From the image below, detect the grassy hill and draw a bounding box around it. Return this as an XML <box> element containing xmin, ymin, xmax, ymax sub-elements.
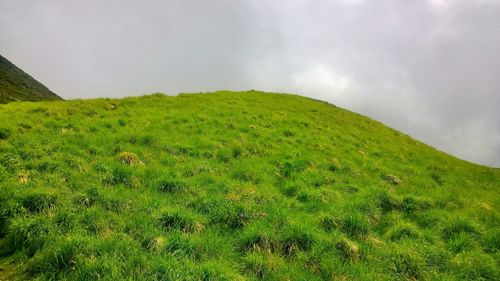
<box><xmin>0</xmin><ymin>91</ymin><xmax>498</xmax><ymax>280</ymax></box>
<box><xmin>0</xmin><ymin>55</ymin><xmax>62</xmax><ymax>103</ymax></box>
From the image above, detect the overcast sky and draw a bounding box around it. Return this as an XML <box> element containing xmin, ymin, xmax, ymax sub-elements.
<box><xmin>1</xmin><ymin>0</ymin><xmax>499</xmax><ymax>167</ymax></box>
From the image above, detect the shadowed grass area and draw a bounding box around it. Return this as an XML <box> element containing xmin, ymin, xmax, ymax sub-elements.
<box><xmin>0</xmin><ymin>91</ymin><xmax>498</xmax><ymax>280</ymax></box>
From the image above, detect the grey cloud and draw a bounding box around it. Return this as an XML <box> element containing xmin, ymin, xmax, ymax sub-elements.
<box><xmin>1</xmin><ymin>0</ymin><xmax>499</xmax><ymax>166</ymax></box>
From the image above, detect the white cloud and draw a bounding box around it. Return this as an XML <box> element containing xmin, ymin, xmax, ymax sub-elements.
<box><xmin>291</xmin><ymin>66</ymin><xmax>352</xmax><ymax>100</ymax></box>
<box><xmin>428</xmin><ymin>0</ymin><xmax>452</xmax><ymax>9</ymax></box>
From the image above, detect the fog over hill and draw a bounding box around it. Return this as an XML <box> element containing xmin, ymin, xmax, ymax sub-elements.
<box><xmin>0</xmin><ymin>0</ymin><xmax>499</xmax><ymax>166</ymax></box>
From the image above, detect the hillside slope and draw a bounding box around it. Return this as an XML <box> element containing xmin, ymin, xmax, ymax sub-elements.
<box><xmin>0</xmin><ymin>55</ymin><xmax>62</xmax><ymax>103</ymax></box>
<box><xmin>0</xmin><ymin>91</ymin><xmax>498</xmax><ymax>280</ymax></box>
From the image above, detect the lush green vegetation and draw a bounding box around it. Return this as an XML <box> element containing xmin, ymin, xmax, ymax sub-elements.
<box><xmin>0</xmin><ymin>55</ymin><xmax>62</xmax><ymax>104</ymax></box>
<box><xmin>0</xmin><ymin>91</ymin><xmax>498</xmax><ymax>280</ymax></box>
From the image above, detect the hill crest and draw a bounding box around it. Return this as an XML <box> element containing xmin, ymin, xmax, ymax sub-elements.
<box><xmin>0</xmin><ymin>91</ymin><xmax>498</xmax><ymax>280</ymax></box>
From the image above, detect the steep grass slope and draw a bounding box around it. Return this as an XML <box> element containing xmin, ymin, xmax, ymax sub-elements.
<box><xmin>0</xmin><ymin>91</ymin><xmax>498</xmax><ymax>280</ymax></box>
<box><xmin>0</xmin><ymin>55</ymin><xmax>62</xmax><ymax>103</ymax></box>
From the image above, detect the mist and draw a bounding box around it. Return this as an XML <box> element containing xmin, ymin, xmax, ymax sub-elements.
<box><xmin>1</xmin><ymin>0</ymin><xmax>499</xmax><ymax>166</ymax></box>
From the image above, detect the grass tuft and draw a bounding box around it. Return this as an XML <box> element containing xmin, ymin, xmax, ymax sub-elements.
<box><xmin>280</xmin><ymin>225</ymin><xmax>315</xmax><ymax>256</ymax></box>
<box><xmin>119</xmin><ymin>152</ymin><xmax>143</xmax><ymax>166</ymax></box>
<box><xmin>159</xmin><ymin>211</ymin><xmax>204</xmax><ymax>234</ymax></box>
<box><xmin>241</xmin><ymin>231</ymin><xmax>277</xmax><ymax>253</ymax></box>
<box><xmin>243</xmin><ymin>252</ymin><xmax>283</xmax><ymax>279</ymax></box>
<box><xmin>389</xmin><ymin>250</ymin><xmax>424</xmax><ymax>280</ymax></box>
<box><xmin>441</xmin><ymin>218</ymin><xmax>478</xmax><ymax>240</ymax></box>
<box><xmin>320</xmin><ymin>216</ymin><xmax>340</xmax><ymax>232</ymax></box>
<box><xmin>335</xmin><ymin>238</ymin><xmax>359</xmax><ymax>263</ymax></box>
<box><xmin>21</xmin><ymin>193</ymin><xmax>57</xmax><ymax>213</ymax></box>
<box><xmin>385</xmin><ymin>222</ymin><xmax>421</xmax><ymax>241</ymax></box>
<box><xmin>340</xmin><ymin>214</ymin><xmax>370</xmax><ymax>238</ymax></box>
<box><xmin>0</xmin><ymin>128</ymin><xmax>11</xmax><ymax>140</ymax></box>
<box><xmin>451</xmin><ymin>250</ymin><xmax>499</xmax><ymax>280</ymax></box>
<box><xmin>154</xmin><ymin>177</ymin><xmax>186</xmax><ymax>193</ymax></box>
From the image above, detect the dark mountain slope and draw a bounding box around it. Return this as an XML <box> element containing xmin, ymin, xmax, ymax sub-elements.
<box><xmin>0</xmin><ymin>55</ymin><xmax>62</xmax><ymax>103</ymax></box>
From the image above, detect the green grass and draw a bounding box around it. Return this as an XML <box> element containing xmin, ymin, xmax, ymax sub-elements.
<box><xmin>0</xmin><ymin>91</ymin><xmax>498</xmax><ymax>280</ymax></box>
<box><xmin>0</xmin><ymin>55</ymin><xmax>62</xmax><ymax>104</ymax></box>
